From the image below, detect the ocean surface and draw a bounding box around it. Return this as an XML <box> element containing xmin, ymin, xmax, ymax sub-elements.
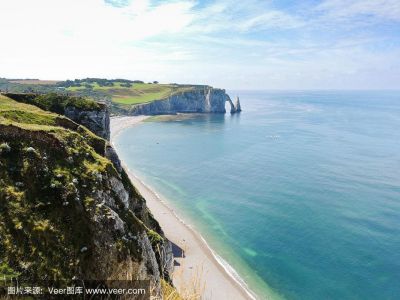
<box><xmin>114</xmin><ymin>91</ymin><xmax>400</xmax><ymax>300</ymax></box>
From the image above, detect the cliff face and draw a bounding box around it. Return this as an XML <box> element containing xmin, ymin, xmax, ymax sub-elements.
<box><xmin>0</xmin><ymin>95</ymin><xmax>172</xmax><ymax>295</ymax></box>
<box><xmin>129</xmin><ymin>86</ymin><xmax>232</xmax><ymax>115</ymax></box>
<box><xmin>64</xmin><ymin>105</ymin><xmax>110</xmax><ymax>140</ymax></box>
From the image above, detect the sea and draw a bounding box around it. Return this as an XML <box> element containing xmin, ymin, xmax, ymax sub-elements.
<box><xmin>114</xmin><ymin>90</ymin><xmax>400</xmax><ymax>300</ymax></box>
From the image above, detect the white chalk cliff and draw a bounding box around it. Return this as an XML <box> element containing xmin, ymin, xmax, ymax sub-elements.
<box><xmin>128</xmin><ymin>86</ymin><xmax>241</xmax><ymax>115</ymax></box>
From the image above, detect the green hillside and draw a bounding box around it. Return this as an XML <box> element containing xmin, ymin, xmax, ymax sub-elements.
<box><xmin>65</xmin><ymin>81</ymin><xmax>193</xmax><ymax>105</ymax></box>
<box><xmin>0</xmin><ymin>95</ymin><xmax>111</xmax><ymax>281</ymax></box>
<box><xmin>0</xmin><ymin>78</ymin><xmax>196</xmax><ymax>106</ymax></box>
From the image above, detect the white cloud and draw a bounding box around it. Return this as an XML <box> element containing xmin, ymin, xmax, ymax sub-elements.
<box><xmin>186</xmin><ymin>0</ymin><xmax>303</xmax><ymax>33</ymax></box>
<box><xmin>317</xmin><ymin>0</ymin><xmax>400</xmax><ymax>22</ymax></box>
<box><xmin>0</xmin><ymin>0</ymin><xmax>398</xmax><ymax>89</ymax></box>
<box><xmin>0</xmin><ymin>0</ymin><xmax>196</xmax><ymax>80</ymax></box>
<box><xmin>237</xmin><ymin>11</ymin><xmax>304</xmax><ymax>31</ymax></box>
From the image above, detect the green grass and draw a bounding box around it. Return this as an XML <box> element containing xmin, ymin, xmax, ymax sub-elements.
<box><xmin>0</xmin><ymin>95</ymin><xmax>46</xmax><ymax>113</ymax></box>
<box><xmin>0</xmin><ymin>95</ymin><xmax>54</xmax><ymax>129</ymax></box>
<box><xmin>0</xmin><ymin>110</ymin><xmax>58</xmax><ymax>126</ymax></box>
<box><xmin>0</xmin><ymin>261</ymin><xmax>19</xmax><ymax>279</ymax></box>
<box><xmin>65</xmin><ymin>82</ymin><xmax>194</xmax><ymax>105</ymax></box>
<box><xmin>111</xmin><ymin>83</ymin><xmax>175</xmax><ymax>105</ymax></box>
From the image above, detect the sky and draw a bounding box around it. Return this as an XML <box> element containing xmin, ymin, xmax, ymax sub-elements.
<box><xmin>0</xmin><ymin>0</ymin><xmax>399</xmax><ymax>89</ymax></box>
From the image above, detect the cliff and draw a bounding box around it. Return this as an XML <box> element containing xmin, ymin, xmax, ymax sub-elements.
<box><xmin>0</xmin><ymin>94</ymin><xmax>173</xmax><ymax>296</ymax></box>
<box><xmin>3</xmin><ymin>93</ymin><xmax>110</xmax><ymax>140</ymax></box>
<box><xmin>128</xmin><ymin>86</ymin><xmax>240</xmax><ymax>115</ymax></box>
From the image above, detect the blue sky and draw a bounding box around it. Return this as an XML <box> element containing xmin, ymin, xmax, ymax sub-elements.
<box><xmin>0</xmin><ymin>0</ymin><xmax>399</xmax><ymax>89</ymax></box>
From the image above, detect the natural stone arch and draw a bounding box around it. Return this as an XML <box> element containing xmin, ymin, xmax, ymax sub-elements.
<box><xmin>226</xmin><ymin>96</ymin><xmax>236</xmax><ymax>113</ymax></box>
<box><xmin>226</xmin><ymin>95</ymin><xmax>241</xmax><ymax>114</ymax></box>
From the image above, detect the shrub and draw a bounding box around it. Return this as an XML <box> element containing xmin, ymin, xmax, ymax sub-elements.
<box><xmin>0</xmin><ymin>142</ymin><xmax>11</xmax><ymax>154</ymax></box>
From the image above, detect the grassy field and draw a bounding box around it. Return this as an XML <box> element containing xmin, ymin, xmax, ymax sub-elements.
<box><xmin>1</xmin><ymin>78</ymin><xmax>199</xmax><ymax>107</ymax></box>
<box><xmin>65</xmin><ymin>82</ymin><xmax>194</xmax><ymax>105</ymax></box>
<box><xmin>9</xmin><ymin>79</ymin><xmax>60</xmax><ymax>85</ymax></box>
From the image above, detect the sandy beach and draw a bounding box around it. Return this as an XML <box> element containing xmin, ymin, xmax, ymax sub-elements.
<box><xmin>110</xmin><ymin>115</ymin><xmax>150</xmax><ymax>141</ymax></box>
<box><xmin>110</xmin><ymin>116</ymin><xmax>256</xmax><ymax>300</ymax></box>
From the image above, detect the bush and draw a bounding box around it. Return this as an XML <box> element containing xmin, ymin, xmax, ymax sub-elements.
<box><xmin>120</xmin><ymin>83</ymin><xmax>132</xmax><ymax>88</ymax></box>
<box><xmin>0</xmin><ymin>142</ymin><xmax>11</xmax><ymax>154</ymax></box>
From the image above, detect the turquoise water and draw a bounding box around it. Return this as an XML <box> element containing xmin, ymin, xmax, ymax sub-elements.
<box><xmin>115</xmin><ymin>91</ymin><xmax>400</xmax><ymax>300</ymax></box>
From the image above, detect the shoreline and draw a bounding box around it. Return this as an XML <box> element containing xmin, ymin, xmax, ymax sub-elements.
<box><xmin>110</xmin><ymin>116</ymin><xmax>257</xmax><ymax>300</ymax></box>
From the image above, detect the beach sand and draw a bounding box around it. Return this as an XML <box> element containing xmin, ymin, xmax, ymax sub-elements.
<box><xmin>110</xmin><ymin>115</ymin><xmax>150</xmax><ymax>141</ymax></box>
<box><xmin>110</xmin><ymin>116</ymin><xmax>256</xmax><ymax>300</ymax></box>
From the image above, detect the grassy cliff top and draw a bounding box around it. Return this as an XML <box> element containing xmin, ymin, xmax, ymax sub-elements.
<box><xmin>64</xmin><ymin>81</ymin><xmax>195</xmax><ymax>105</ymax></box>
<box><xmin>1</xmin><ymin>78</ymin><xmax>207</xmax><ymax>107</ymax></box>
<box><xmin>0</xmin><ymin>94</ymin><xmax>111</xmax><ymax>192</ymax></box>
<box><xmin>0</xmin><ymin>95</ymin><xmax>106</xmax><ymax>153</ymax></box>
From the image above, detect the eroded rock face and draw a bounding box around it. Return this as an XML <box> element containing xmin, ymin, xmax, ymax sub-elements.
<box><xmin>105</xmin><ymin>145</ymin><xmax>123</xmax><ymax>173</ymax></box>
<box><xmin>0</xmin><ymin>95</ymin><xmax>172</xmax><ymax>297</ymax></box>
<box><xmin>64</xmin><ymin>106</ymin><xmax>110</xmax><ymax>140</ymax></box>
<box><xmin>0</xmin><ymin>123</ymin><xmax>173</xmax><ymax>295</ymax></box>
<box><xmin>85</xmin><ymin>170</ymin><xmax>173</xmax><ymax>296</ymax></box>
<box><xmin>129</xmin><ymin>87</ymin><xmax>230</xmax><ymax>115</ymax></box>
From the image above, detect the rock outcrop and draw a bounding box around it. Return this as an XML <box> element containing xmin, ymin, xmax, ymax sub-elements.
<box><xmin>235</xmin><ymin>96</ymin><xmax>242</xmax><ymax>112</ymax></box>
<box><xmin>64</xmin><ymin>105</ymin><xmax>110</xmax><ymax>140</ymax></box>
<box><xmin>0</xmin><ymin>94</ymin><xmax>172</xmax><ymax>297</ymax></box>
<box><xmin>128</xmin><ymin>86</ymin><xmax>240</xmax><ymax>115</ymax></box>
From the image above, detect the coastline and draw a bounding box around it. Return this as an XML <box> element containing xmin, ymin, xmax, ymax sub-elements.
<box><xmin>110</xmin><ymin>116</ymin><xmax>257</xmax><ymax>300</ymax></box>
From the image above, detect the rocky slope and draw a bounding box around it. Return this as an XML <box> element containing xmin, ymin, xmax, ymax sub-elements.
<box><xmin>128</xmin><ymin>86</ymin><xmax>240</xmax><ymax>115</ymax></box>
<box><xmin>0</xmin><ymin>94</ymin><xmax>173</xmax><ymax>296</ymax></box>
